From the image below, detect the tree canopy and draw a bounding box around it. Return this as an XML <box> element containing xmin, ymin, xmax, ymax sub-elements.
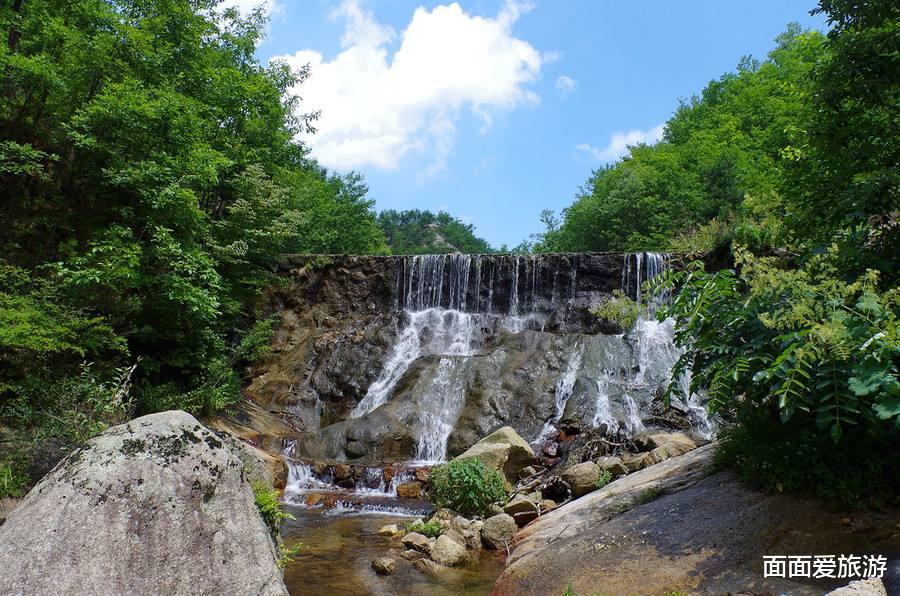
<box><xmin>378</xmin><ymin>209</ymin><xmax>494</xmax><ymax>254</ymax></box>
<box><xmin>0</xmin><ymin>0</ymin><xmax>386</xmax><ymax>430</ymax></box>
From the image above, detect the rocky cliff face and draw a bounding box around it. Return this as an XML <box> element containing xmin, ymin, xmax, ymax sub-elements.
<box><xmin>247</xmin><ymin>253</ymin><xmax>699</xmax><ymax>464</ymax></box>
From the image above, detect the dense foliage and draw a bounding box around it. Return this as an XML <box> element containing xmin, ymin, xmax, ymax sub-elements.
<box><xmin>655</xmin><ymin>252</ymin><xmax>899</xmax><ymax>503</ymax></box>
<box><xmin>378</xmin><ymin>209</ymin><xmax>494</xmax><ymax>254</ymax></box>
<box><xmin>0</xmin><ymin>0</ymin><xmax>387</xmax><ymax>487</ymax></box>
<box><xmin>428</xmin><ymin>458</ymin><xmax>508</xmax><ymax>516</ymax></box>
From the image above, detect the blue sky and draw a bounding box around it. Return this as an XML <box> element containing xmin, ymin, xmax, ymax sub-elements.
<box><xmin>237</xmin><ymin>0</ymin><xmax>827</xmax><ymax>248</ymax></box>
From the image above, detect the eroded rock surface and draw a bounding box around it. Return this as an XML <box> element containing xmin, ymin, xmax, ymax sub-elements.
<box><xmin>493</xmin><ymin>445</ymin><xmax>900</xmax><ymax>595</ymax></box>
<box><xmin>0</xmin><ymin>411</ymin><xmax>287</xmax><ymax>596</ymax></box>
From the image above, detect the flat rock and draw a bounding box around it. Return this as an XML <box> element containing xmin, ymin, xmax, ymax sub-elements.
<box><xmin>493</xmin><ymin>444</ymin><xmax>900</xmax><ymax>595</ymax></box>
<box><xmin>0</xmin><ymin>411</ymin><xmax>287</xmax><ymax>596</ymax></box>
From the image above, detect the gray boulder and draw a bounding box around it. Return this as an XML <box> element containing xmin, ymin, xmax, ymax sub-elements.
<box><xmin>481</xmin><ymin>513</ymin><xmax>517</xmax><ymax>549</ymax></box>
<box><xmin>0</xmin><ymin>411</ymin><xmax>287</xmax><ymax>596</ymax></box>
<box><xmin>429</xmin><ymin>534</ymin><xmax>469</xmax><ymax>567</ymax></box>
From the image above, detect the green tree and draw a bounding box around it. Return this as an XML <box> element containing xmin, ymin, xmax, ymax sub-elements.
<box><xmin>785</xmin><ymin>0</ymin><xmax>899</xmax><ymax>278</ymax></box>
<box><xmin>378</xmin><ymin>209</ymin><xmax>493</xmax><ymax>254</ymax></box>
<box><xmin>0</xmin><ymin>0</ymin><xmax>385</xmax><ymax>437</ymax></box>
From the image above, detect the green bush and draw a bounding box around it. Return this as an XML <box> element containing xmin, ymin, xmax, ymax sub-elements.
<box><xmin>655</xmin><ymin>249</ymin><xmax>899</xmax><ymax>504</ymax></box>
<box><xmin>591</xmin><ymin>290</ymin><xmax>640</xmax><ymax>330</ymax></box>
<box><xmin>0</xmin><ymin>460</ymin><xmax>28</xmax><ymax>499</ymax></box>
<box><xmin>595</xmin><ymin>469</ymin><xmax>613</xmax><ymax>489</ymax></box>
<box><xmin>252</xmin><ymin>481</ymin><xmax>294</xmax><ymax>535</ymax></box>
<box><xmin>428</xmin><ymin>458</ymin><xmax>508</xmax><ymax>516</ymax></box>
<box><xmin>405</xmin><ymin>520</ymin><xmax>442</xmax><ymax>538</ymax></box>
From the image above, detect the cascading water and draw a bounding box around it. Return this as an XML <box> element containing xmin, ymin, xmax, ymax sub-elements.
<box><xmin>534</xmin><ymin>341</ymin><xmax>584</xmax><ymax>444</ymax></box>
<box><xmin>589</xmin><ymin>252</ymin><xmax>712</xmax><ymax>439</ymax></box>
<box><xmin>347</xmin><ymin>252</ymin><xmax>711</xmax><ymax>468</ymax></box>
<box><xmin>351</xmin><ymin>254</ymin><xmax>585</xmax><ymax>462</ymax></box>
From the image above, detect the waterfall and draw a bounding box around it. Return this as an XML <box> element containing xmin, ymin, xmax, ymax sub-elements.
<box><xmin>350</xmin><ymin>309</ymin><xmax>476</xmax><ymax>418</ymax></box>
<box><xmin>534</xmin><ymin>341</ymin><xmax>584</xmax><ymax>444</ymax></box>
<box><xmin>585</xmin><ymin>252</ymin><xmax>712</xmax><ymax>439</ymax></box>
<box><xmin>414</xmin><ymin>357</ymin><xmax>470</xmax><ymax>462</ymax></box>
<box><xmin>350</xmin><ymin>252</ymin><xmax>711</xmax><ymax>468</ymax></box>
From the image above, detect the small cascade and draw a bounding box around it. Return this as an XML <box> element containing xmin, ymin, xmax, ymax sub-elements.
<box><xmin>591</xmin><ymin>370</ymin><xmax>619</xmax><ymax>433</ymax></box>
<box><xmin>351</xmin><ymin>309</ymin><xmax>476</xmax><ymax>418</ymax></box>
<box><xmin>534</xmin><ymin>341</ymin><xmax>584</xmax><ymax>444</ymax></box>
<box><xmin>586</xmin><ymin>252</ymin><xmax>712</xmax><ymax>438</ymax></box>
<box><xmin>414</xmin><ymin>356</ymin><xmax>470</xmax><ymax>462</ymax></box>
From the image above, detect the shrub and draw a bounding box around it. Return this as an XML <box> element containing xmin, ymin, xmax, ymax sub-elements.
<box><xmin>595</xmin><ymin>469</ymin><xmax>613</xmax><ymax>489</ymax></box>
<box><xmin>428</xmin><ymin>458</ymin><xmax>508</xmax><ymax>516</ymax></box>
<box><xmin>405</xmin><ymin>520</ymin><xmax>442</xmax><ymax>538</ymax></box>
<box><xmin>591</xmin><ymin>290</ymin><xmax>639</xmax><ymax>330</ymax></box>
<box><xmin>0</xmin><ymin>460</ymin><xmax>28</xmax><ymax>499</ymax></box>
<box><xmin>655</xmin><ymin>248</ymin><xmax>900</xmax><ymax>504</ymax></box>
<box><xmin>252</xmin><ymin>481</ymin><xmax>294</xmax><ymax>535</ymax></box>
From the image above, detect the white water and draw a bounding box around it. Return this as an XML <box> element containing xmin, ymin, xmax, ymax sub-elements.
<box><xmin>534</xmin><ymin>341</ymin><xmax>584</xmax><ymax>444</ymax></box>
<box><xmin>351</xmin><ymin>308</ymin><xmax>476</xmax><ymax>418</ymax></box>
<box><xmin>353</xmin><ymin>253</ymin><xmax>711</xmax><ymax>469</ymax></box>
<box><xmin>591</xmin><ymin>370</ymin><xmax>620</xmax><ymax>433</ymax></box>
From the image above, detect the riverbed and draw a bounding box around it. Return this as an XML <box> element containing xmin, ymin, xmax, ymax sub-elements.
<box><xmin>281</xmin><ymin>505</ymin><xmax>506</xmax><ymax>595</ymax></box>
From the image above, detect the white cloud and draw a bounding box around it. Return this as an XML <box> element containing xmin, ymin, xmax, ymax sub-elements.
<box><xmin>555</xmin><ymin>75</ymin><xmax>577</xmax><ymax>97</ymax></box>
<box><xmin>576</xmin><ymin>124</ymin><xmax>665</xmax><ymax>162</ymax></box>
<box><xmin>274</xmin><ymin>0</ymin><xmax>542</xmax><ymax>173</ymax></box>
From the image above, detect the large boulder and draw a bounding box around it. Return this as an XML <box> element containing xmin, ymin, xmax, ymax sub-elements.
<box><xmin>454</xmin><ymin>426</ymin><xmax>535</xmax><ymax>484</ymax></box>
<box><xmin>493</xmin><ymin>445</ymin><xmax>900</xmax><ymax>595</ymax></box>
<box><xmin>0</xmin><ymin>411</ymin><xmax>287</xmax><ymax>596</ymax></box>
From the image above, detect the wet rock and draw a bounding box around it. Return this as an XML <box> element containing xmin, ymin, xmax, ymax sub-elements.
<box><xmin>561</xmin><ymin>461</ymin><xmax>601</xmax><ymax>497</ymax></box>
<box><xmin>332</xmin><ymin>463</ymin><xmax>351</xmax><ymax>481</ymax></box>
<box><xmin>430</xmin><ymin>535</ymin><xmax>469</xmax><ymax>567</ymax></box>
<box><xmin>415</xmin><ymin>467</ymin><xmax>431</xmax><ymax>482</ymax></box>
<box><xmin>401</xmin><ymin>532</ymin><xmax>431</xmax><ymax>552</ymax></box>
<box><xmin>377</xmin><ymin>524</ymin><xmax>401</xmax><ymax>537</ymax></box>
<box><xmin>371</xmin><ymin>557</ymin><xmax>396</xmax><ymax>575</ymax></box>
<box><xmin>0</xmin><ymin>411</ymin><xmax>287</xmax><ymax>596</ymax></box>
<box><xmin>397</xmin><ymin>481</ymin><xmax>421</xmax><ymax>499</ymax></box>
<box><xmin>454</xmin><ymin>426</ymin><xmax>535</xmax><ymax>484</ymax></box>
<box><xmin>305</xmin><ymin>493</ymin><xmax>324</xmax><ymax>507</ymax></box>
<box><xmin>481</xmin><ymin>513</ymin><xmax>517</xmax><ymax>549</ymax></box>
<box><xmin>400</xmin><ymin>549</ymin><xmax>425</xmax><ymax>561</ymax></box>
<box><xmin>595</xmin><ymin>455</ymin><xmax>628</xmax><ymax>477</ymax></box>
<box><xmin>413</xmin><ymin>558</ymin><xmax>445</xmax><ymax>576</ymax></box>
